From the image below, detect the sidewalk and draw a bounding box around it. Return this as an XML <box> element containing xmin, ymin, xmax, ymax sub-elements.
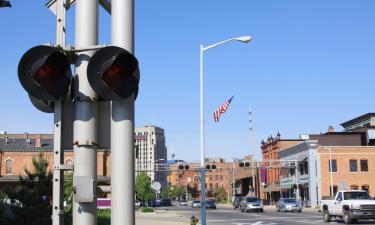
<box><xmin>136</xmin><ymin>209</ymin><xmax>190</xmax><ymax>225</ymax></box>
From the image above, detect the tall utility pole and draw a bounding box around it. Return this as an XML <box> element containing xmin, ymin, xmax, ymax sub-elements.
<box><xmin>73</xmin><ymin>0</ymin><xmax>99</xmax><ymax>225</ymax></box>
<box><xmin>111</xmin><ymin>0</ymin><xmax>136</xmax><ymax>224</ymax></box>
<box><xmin>248</xmin><ymin>108</ymin><xmax>256</xmax><ymax>195</ymax></box>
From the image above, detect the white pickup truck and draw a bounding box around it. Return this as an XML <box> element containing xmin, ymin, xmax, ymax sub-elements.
<box><xmin>321</xmin><ymin>190</ymin><xmax>375</xmax><ymax>224</ymax></box>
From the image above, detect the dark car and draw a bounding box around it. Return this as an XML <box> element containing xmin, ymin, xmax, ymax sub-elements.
<box><xmin>206</xmin><ymin>199</ymin><xmax>217</xmax><ymax>209</ymax></box>
<box><xmin>161</xmin><ymin>198</ymin><xmax>172</xmax><ymax>206</ymax></box>
<box><xmin>233</xmin><ymin>197</ymin><xmax>242</xmax><ymax>210</ymax></box>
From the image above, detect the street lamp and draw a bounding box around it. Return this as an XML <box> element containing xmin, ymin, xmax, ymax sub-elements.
<box><xmin>199</xmin><ymin>36</ymin><xmax>252</xmax><ymax>225</ymax></box>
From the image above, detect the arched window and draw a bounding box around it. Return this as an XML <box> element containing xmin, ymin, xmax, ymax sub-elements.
<box><xmin>350</xmin><ymin>184</ymin><xmax>359</xmax><ymax>190</ymax></box>
<box><xmin>6</xmin><ymin>159</ymin><xmax>12</xmax><ymax>175</ymax></box>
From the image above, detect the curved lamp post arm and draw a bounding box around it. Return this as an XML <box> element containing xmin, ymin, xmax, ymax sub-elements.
<box><xmin>203</xmin><ymin>36</ymin><xmax>252</xmax><ymax>51</ymax></box>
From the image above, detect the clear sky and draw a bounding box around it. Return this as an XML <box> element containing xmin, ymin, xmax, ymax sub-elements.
<box><xmin>0</xmin><ymin>1</ymin><xmax>374</xmax><ymax>162</ymax></box>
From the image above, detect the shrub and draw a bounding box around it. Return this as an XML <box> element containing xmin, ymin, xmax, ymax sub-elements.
<box><xmin>140</xmin><ymin>207</ymin><xmax>154</xmax><ymax>213</ymax></box>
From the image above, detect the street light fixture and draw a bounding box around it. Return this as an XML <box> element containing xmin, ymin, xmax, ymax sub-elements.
<box><xmin>199</xmin><ymin>35</ymin><xmax>252</xmax><ymax>225</ymax></box>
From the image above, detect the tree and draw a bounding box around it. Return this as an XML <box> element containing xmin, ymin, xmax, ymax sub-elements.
<box><xmin>4</xmin><ymin>151</ymin><xmax>53</xmax><ymax>225</ymax></box>
<box><xmin>135</xmin><ymin>172</ymin><xmax>154</xmax><ymax>205</ymax></box>
<box><xmin>213</xmin><ymin>187</ymin><xmax>227</xmax><ymax>201</ymax></box>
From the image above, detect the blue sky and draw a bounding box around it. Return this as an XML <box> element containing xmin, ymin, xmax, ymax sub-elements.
<box><xmin>0</xmin><ymin>1</ymin><xmax>374</xmax><ymax>162</ymax></box>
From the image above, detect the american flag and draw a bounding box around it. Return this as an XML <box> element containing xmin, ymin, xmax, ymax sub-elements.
<box><xmin>213</xmin><ymin>96</ymin><xmax>235</xmax><ymax>123</ymax></box>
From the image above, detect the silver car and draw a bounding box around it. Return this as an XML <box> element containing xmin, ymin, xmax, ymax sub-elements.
<box><xmin>276</xmin><ymin>198</ymin><xmax>302</xmax><ymax>212</ymax></box>
<box><xmin>240</xmin><ymin>197</ymin><xmax>264</xmax><ymax>212</ymax></box>
<box><xmin>192</xmin><ymin>200</ymin><xmax>201</xmax><ymax>208</ymax></box>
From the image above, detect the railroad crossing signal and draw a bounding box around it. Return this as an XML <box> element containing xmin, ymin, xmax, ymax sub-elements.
<box><xmin>87</xmin><ymin>46</ymin><xmax>139</xmax><ymax>101</ymax></box>
<box><xmin>18</xmin><ymin>45</ymin><xmax>72</xmax><ymax>111</ymax></box>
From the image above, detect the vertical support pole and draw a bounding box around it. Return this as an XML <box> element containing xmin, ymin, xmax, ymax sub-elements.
<box><xmin>295</xmin><ymin>156</ymin><xmax>300</xmax><ymax>202</ymax></box>
<box><xmin>199</xmin><ymin>44</ymin><xmax>207</xmax><ymax>225</ymax></box>
<box><xmin>73</xmin><ymin>0</ymin><xmax>98</xmax><ymax>225</ymax></box>
<box><xmin>52</xmin><ymin>1</ymin><xmax>66</xmax><ymax>224</ymax></box>
<box><xmin>232</xmin><ymin>160</ymin><xmax>235</xmax><ymax>201</ymax></box>
<box><xmin>53</xmin><ymin>100</ymin><xmax>64</xmax><ymax>225</ymax></box>
<box><xmin>329</xmin><ymin>147</ymin><xmax>334</xmax><ymax>196</ymax></box>
<box><xmin>111</xmin><ymin>0</ymin><xmax>135</xmax><ymax>225</ymax></box>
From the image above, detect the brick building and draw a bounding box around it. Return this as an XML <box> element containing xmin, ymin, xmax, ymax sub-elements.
<box><xmin>260</xmin><ymin>132</ymin><xmax>302</xmax><ymax>204</ymax></box>
<box><xmin>0</xmin><ymin>125</ymin><xmax>168</xmax><ymax>190</ymax></box>
<box><xmin>167</xmin><ymin>157</ymin><xmax>257</xmax><ymax>200</ymax></box>
<box><xmin>167</xmin><ymin>158</ymin><xmax>235</xmax><ymax>200</ymax></box>
<box><xmin>274</xmin><ymin>113</ymin><xmax>375</xmax><ymax>207</ymax></box>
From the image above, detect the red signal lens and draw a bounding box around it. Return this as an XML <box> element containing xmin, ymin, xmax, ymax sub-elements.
<box><xmin>102</xmin><ymin>65</ymin><xmax>127</xmax><ymax>88</ymax></box>
<box><xmin>33</xmin><ymin>64</ymin><xmax>60</xmax><ymax>87</ymax></box>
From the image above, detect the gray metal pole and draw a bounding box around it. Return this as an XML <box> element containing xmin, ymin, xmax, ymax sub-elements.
<box><xmin>111</xmin><ymin>0</ymin><xmax>135</xmax><ymax>224</ymax></box>
<box><xmin>52</xmin><ymin>100</ymin><xmax>64</xmax><ymax>225</ymax></box>
<box><xmin>52</xmin><ymin>0</ymin><xmax>66</xmax><ymax>224</ymax></box>
<box><xmin>199</xmin><ymin>44</ymin><xmax>207</xmax><ymax>225</ymax></box>
<box><xmin>73</xmin><ymin>0</ymin><xmax>98</xmax><ymax>224</ymax></box>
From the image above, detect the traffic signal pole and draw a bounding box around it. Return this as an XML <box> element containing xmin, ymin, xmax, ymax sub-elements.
<box><xmin>111</xmin><ymin>0</ymin><xmax>135</xmax><ymax>224</ymax></box>
<box><xmin>73</xmin><ymin>0</ymin><xmax>98</xmax><ymax>225</ymax></box>
<box><xmin>52</xmin><ymin>1</ymin><xmax>66</xmax><ymax>224</ymax></box>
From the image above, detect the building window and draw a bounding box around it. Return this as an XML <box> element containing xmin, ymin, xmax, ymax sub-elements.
<box><xmin>329</xmin><ymin>185</ymin><xmax>338</xmax><ymax>196</ymax></box>
<box><xmin>6</xmin><ymin>159</ymin><xmax>12</xmax><ymax>175</ymax></box>
<box><xmin>362</xmin><ymin>185</ymin><xmax>370</xmax><ymax>193</ymax></box>
<box><xmin>360</xmin><ymin>159</ymin><xmax>368</xmax><ymax>172</ymax></box>
<box><xmin>215</xmin><ymin>175</ymin><xmax>218</xmax><ymax>181</ymax></box>
<box><xmin>350</xmin><ymin>185</ymin><xmax>359</xmax><ymax>190</ymax></box>
<box><xmin>350</xmin><ymin>159</ymin><xmax>358</xmax><ymax>172</ymax></box>
<box><xmin>328</xmin><ymin>159</ymin><xmax>337</xmax><ymax>172</ymax></box>
<box><xmin>220</xmin><ymin>175</ymin><xmax>223</xmax><ymax>181</ymax></box>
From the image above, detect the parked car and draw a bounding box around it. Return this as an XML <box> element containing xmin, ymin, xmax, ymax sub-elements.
<box><xmin>192</xmin><ymin>200</ymin><xmax>201</xmax><ymax>208</ymax></box>
<box><xmin>180</xmin><ymin>200</ymin><xmax>188</xmax><ymax>206</ymax></box>
<box><xmin>206</xmin><ymin>199</ymin><xmax>217</xmax><ymax>209</ymax></box>
<box><xmin>276</xmin><ymin>198</ymin><xmax>302</xmax><ymax>212</ymax></box>
<box><xmin>233</xmin><ymin>197</ymin><xmax>242</xmax><ymax>210</ymax></box>
<box><xmin>321</xmin><ymin>190</ymin><xmax>375</xmax><ymax>224</ymax></box>
<box><xmin>161</xmin><ymin>198</ymin><xmax>172</xmax><ymax>206</ymax></box>
<box><xmin>135</xmin><ymin>200</ymin><xmax>141</xmax><ymax>208</ymax></box>
<box><xmin>240</xmin><ymin>196</ymin><xmax>263</xmax><ymax>212</ymax></box>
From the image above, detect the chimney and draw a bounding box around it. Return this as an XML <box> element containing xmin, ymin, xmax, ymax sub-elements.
<box><xmin>24</xmin><ymin>132</ymin><xmax>29</xmax><ymax>139</ymax></box>
<box><xmin>35</xmin><ymin>138</ymin><xmax>41</xmax><ymax>148</ymax></box>
<box><xmin>328</xmin><ymin>126</ymin><xmax>335</xmax><ymax>133</ymax></box>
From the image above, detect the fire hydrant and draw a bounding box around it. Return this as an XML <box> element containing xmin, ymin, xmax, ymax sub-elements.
<box><xmin>190</xmin><ymin>216</ymin><xmax>199</xmax><ymax>225</ymax></box>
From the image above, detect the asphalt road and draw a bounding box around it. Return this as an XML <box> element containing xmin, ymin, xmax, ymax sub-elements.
<box><xmin>165</xmin><ymin>206</ymin><xmax>375</xmax><ymax>225</ymax></box>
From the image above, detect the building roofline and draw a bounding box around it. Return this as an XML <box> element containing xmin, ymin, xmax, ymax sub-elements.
<box><xmin>340</xmin><ymin>113</ymin><xmax>375</xmax><ymax>128</ymax></box>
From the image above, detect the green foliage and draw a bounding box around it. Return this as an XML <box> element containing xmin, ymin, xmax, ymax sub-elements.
<box><xmin>97</xmin><ymin>209</ymin><xmax>111</xmax><ymax>225</ymax></box>
<box><xmin>161</xmin><ymin>185</ymin><xmax>186</xmax><ymax>200</ymax></box>
<box><xmin>135</xmin><ymin>172</ymin><xmax>154</xmax><ymax>203</ymax></box>
<box><xmin>3</xmin><ymin>151</ymin><xmax>53</xmax><ymax>225</ymax></box>
<box><xmin>140</xmin><ymin>207</ymin><xmax>154</xmax><ymax>213</ymax></box>
<box><xmin>213</xmin><ymin>187</ymin><xmax>227</xmax><ymax>201</ymax></box>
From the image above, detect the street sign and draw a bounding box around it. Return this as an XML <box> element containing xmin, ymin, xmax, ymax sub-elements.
<box><xmin>151</xmin><ymin>182</ymin><xmax>161</xmax><ymax>191</ymax></box>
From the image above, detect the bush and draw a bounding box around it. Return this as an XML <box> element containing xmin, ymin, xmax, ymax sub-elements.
<box><xmin>140</xmin><ymin>207</ymin><xmax>154</xmax><ymax>213</ymax></box>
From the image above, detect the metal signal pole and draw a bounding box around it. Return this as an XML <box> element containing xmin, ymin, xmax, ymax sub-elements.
<box><xmin>73</xmin><ymin>0</ymin><xmax>99</xmax><ymax>225</ymax></box>
<box><xmin>111</xmin><ymin>0</ymin><xmax>135</xmax><ymax>224</ymax></box>
<box><xmin>52</xmin><ymin>1</ymin><xmax>66</xmax><ymax>224</ymax></box>
<box><xmin>248</xmin><ymin>108</ymin><xmax>256</xmax><ymax>195</ymax></box>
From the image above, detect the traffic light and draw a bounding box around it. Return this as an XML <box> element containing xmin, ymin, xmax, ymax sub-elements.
<box><xmin>239</xmin><ymin>162</ymin><xmax>251</xmax><ymax>168</ymax></box>
<box><xmin>178</xmin><ymin>164</ymin><xmax>190</xmax><ymax>170</ymax></box>
<box><xmin>87</xmin><ymin>46</ymin><xmax>139</xmax><ymax>101</ymax></box>
<box><xmin>205</xmin><ymin>164</ymin><xmax>216</xmax><ymax>170</ymax></box>
<box><xmin>18</xmin><ymin>45</ymin><xmax>72</xmax><ymax>105</ymax></box>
